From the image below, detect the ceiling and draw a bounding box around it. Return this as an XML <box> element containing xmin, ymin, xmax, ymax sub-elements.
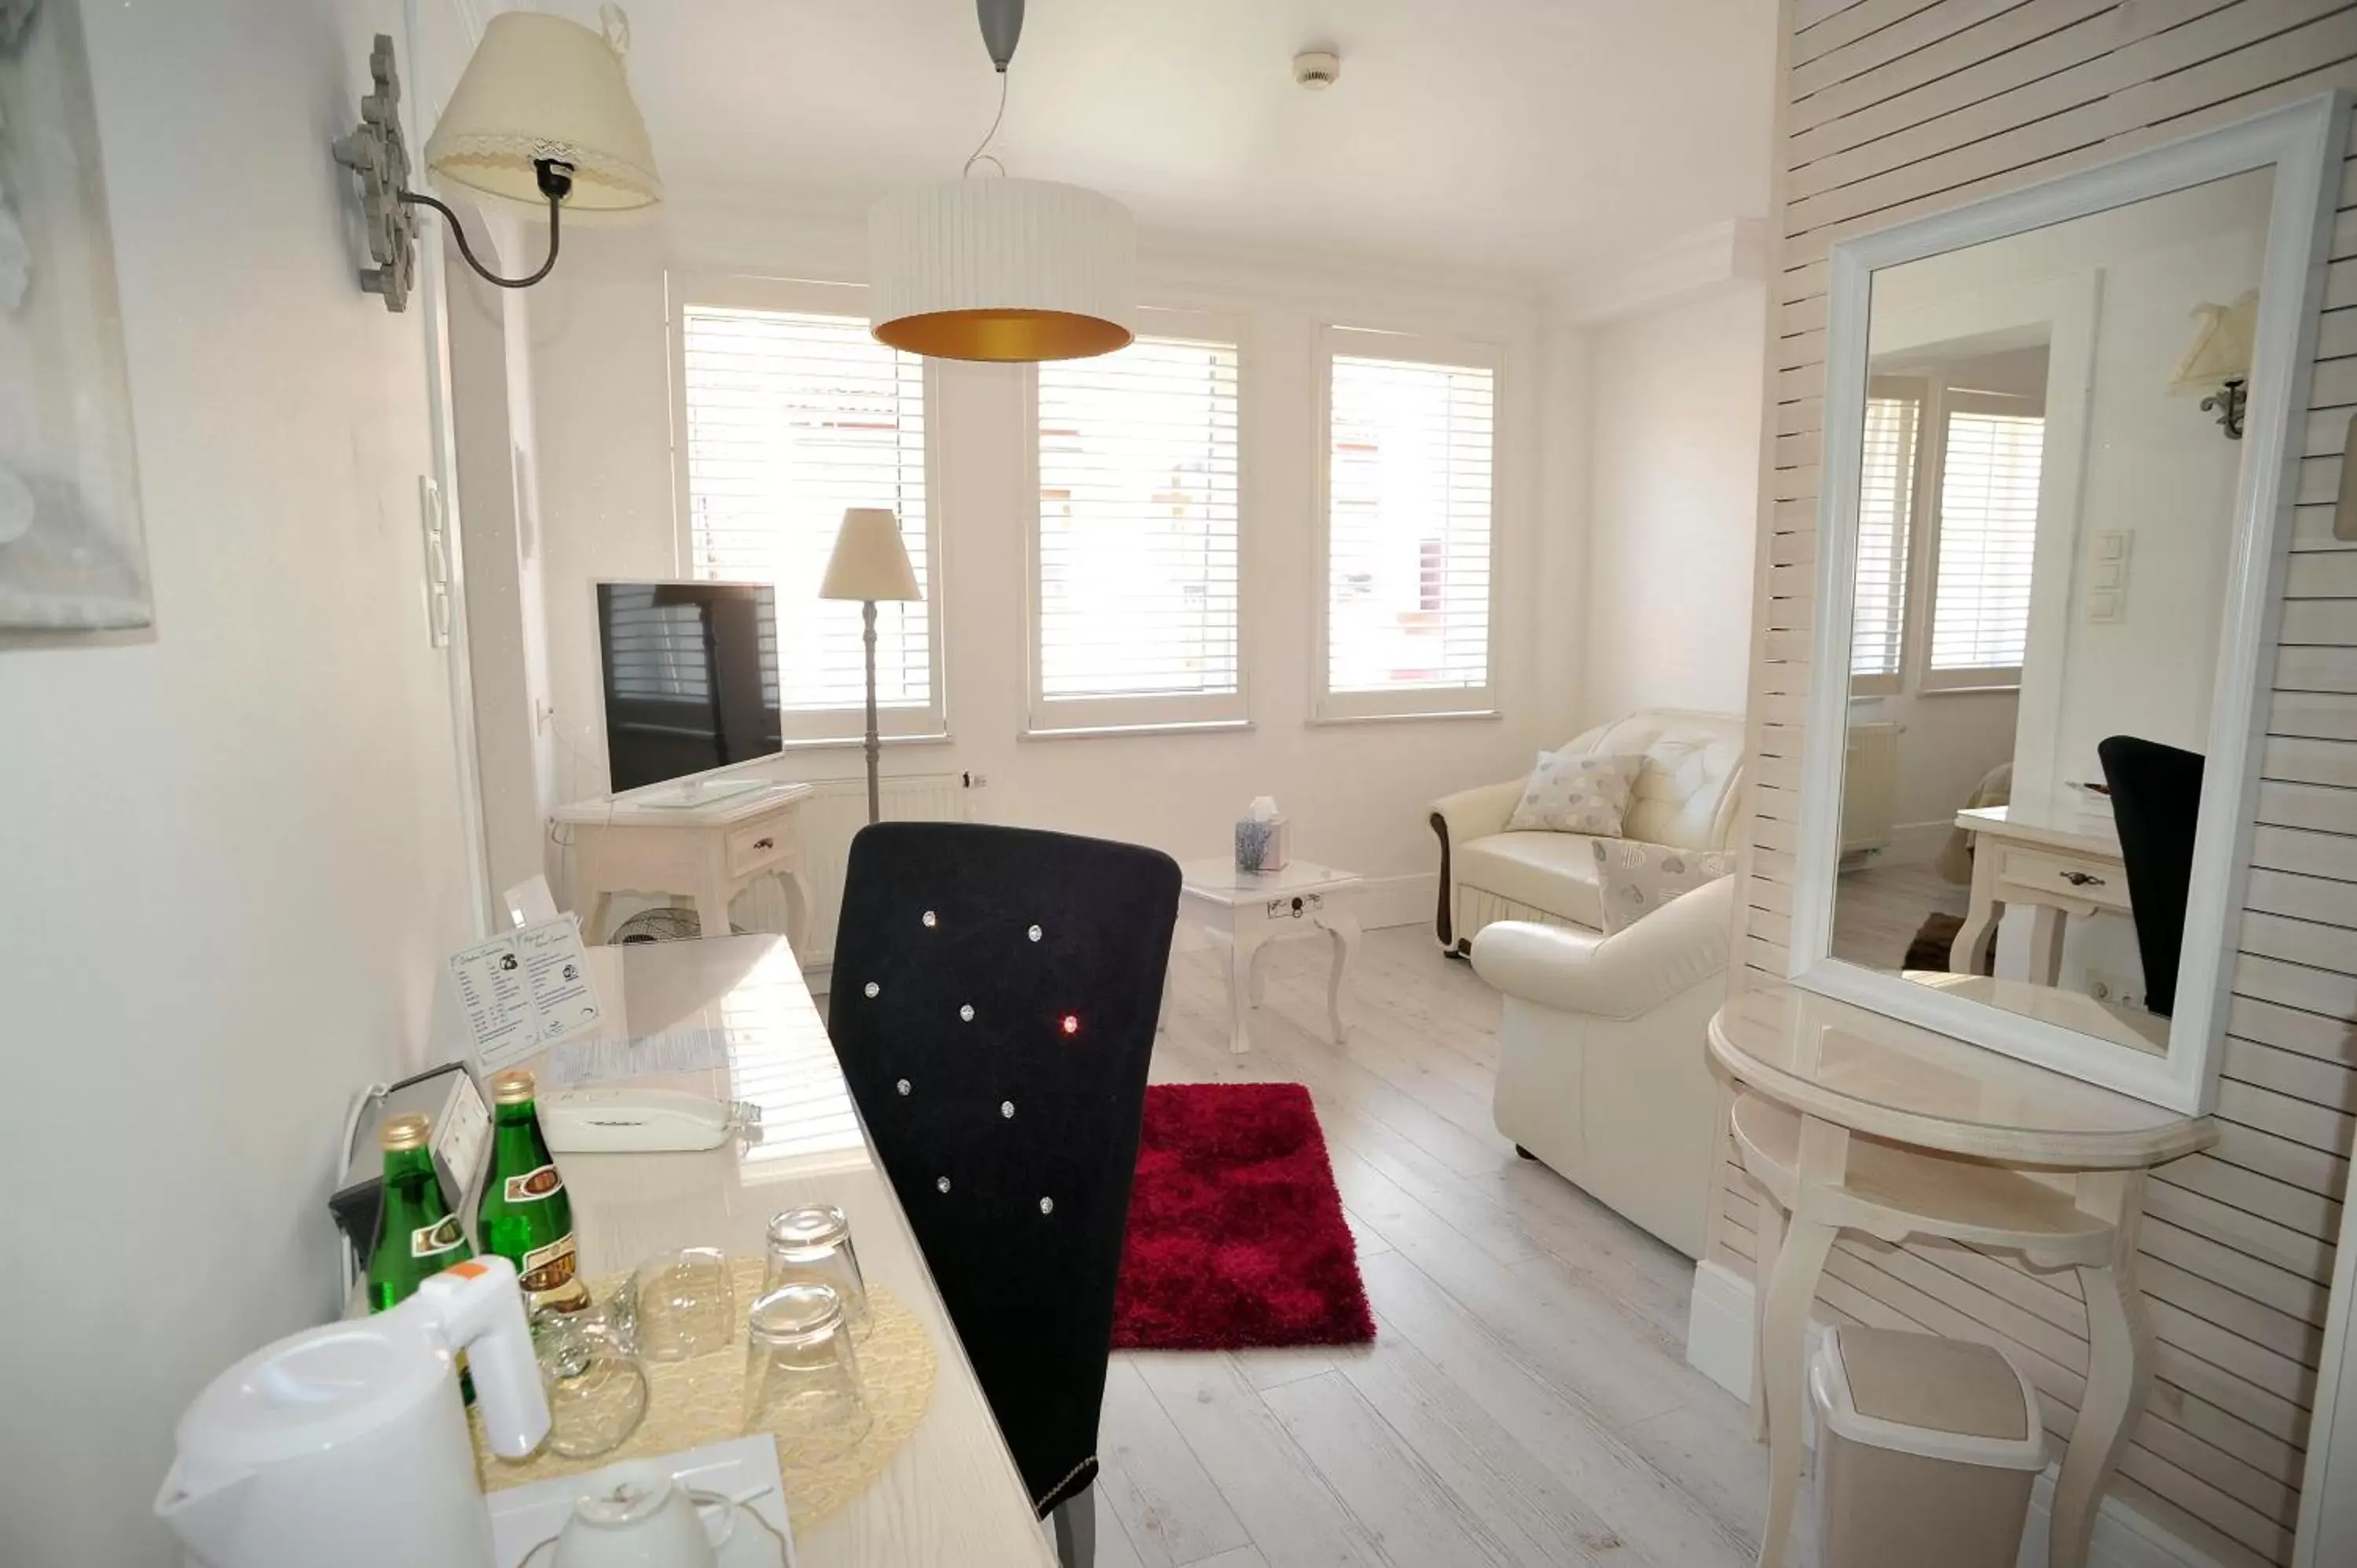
<box><xmin>566</xmin><ymin>0</ymin><xmax>1777</xmax><ymax>283</ymax></box>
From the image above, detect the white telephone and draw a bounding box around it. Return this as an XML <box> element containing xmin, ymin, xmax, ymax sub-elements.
<box><xmin>537</xmin><ymin>1087</ymin><xmax>761</xmax><ymax>1152</ymax></box>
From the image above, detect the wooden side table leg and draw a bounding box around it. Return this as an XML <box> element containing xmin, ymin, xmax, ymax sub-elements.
<box><xmin>2053</xmin><ymin>1173</ymin><xmax>2152</xmax><ymax>1568</ymax></box>
<box><xmin>1756</xmin><ymin>1115</ymin><xmax>1846</xmax><ymax>1568</ymax></box>
<box><xmin>1319</xmin><ymin>909</ymin><xmax>1361</xmax><ymax>1043</ymax></box>
<box><xmin>1248</xmin><ymin>940</ymin><xmax>1272</xmax><ymax>1009</ymax></box>
<box><xmin>585</xmin><ymin>890</ymin><xmax>614</xmax><ymax>947</ymax></box>
<box><xmin>1207</xmin><ymin>928</ymin><xmax>1253</xmax><ymax>1054</ymax></box>
<box><xmin>1749</xmin><ymin>1181</ymin><xmax>1787</xmax><ymax>1444</ymax></box>
<box><xmin>1951</xmin><ymin>844</ymin><xmax>2000</xmax><ymax>973</ymax></box>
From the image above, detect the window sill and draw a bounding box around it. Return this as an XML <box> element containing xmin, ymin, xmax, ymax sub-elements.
<box><xmin>1306</xmin><ymin>709</ymin><xmax>1503</xmax><ymax>728</ymax></box>
<box><xmin>1919</xmin><ymin>683</ymin><xmax>2022</xmax><ymax>697</ymax></box>
<box><xmin>1019</xmin><ymin>719</ymin><xmax>1255</xmax><ymax>742</ymax></box>
<box><xmin>767</xmin><ymin>731</ymin><xmax>954</xmax><ymax>753</ymax></box>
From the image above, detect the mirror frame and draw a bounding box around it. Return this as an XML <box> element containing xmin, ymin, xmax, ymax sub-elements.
<box><xmin>1787</xmin><ymin>91</ymin><xmax>2351</xmax><ymax>1113</ymax></box>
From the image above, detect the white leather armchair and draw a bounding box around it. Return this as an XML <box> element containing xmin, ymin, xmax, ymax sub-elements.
<box><xmin>1472</xmin><ymin>875</ymin><xmax>1734</xmax><ymax>1258</ymax></box>
<box><xmin>1428</xmin><ymin>709</ymin><xmax>1745</xmax><ymax>954</ymax></box>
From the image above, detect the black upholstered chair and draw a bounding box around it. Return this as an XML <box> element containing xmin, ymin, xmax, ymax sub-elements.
<box><xmin>827</xmin><ymin>822</ymin><xmax>1181</xmax><ymax>1566</ymax></box>
<box><xmin>2097</xmin><ymin>735</ymin><xmax>2205</xmax><ymax>1018</ymax></box>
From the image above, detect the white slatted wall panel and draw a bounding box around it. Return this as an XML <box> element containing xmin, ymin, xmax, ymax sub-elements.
<box><xmin>1715</xmin><ymin>6</ymin><xmax>2357</xmax><ymax>1565</ymax></box>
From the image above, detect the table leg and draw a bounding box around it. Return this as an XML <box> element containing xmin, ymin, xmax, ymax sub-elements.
<box><xmin>1756</xmin><ymin>1216</ymin><xmax>1836</xmax><ymax>1568</ymax></box>
<box><xmin>2053</xmin><ymin>1174</ymin><xmax>2152</xmax><ymax>1568</ymax></box>
<box><xmin>1157</xmin><ymin>958</ymin><xmax>1174</xmax><ymax>1035</ymax></box>
<box><xmin>584</xmin><ymin>890</ymin><xmax>614</xmax><ymax>947</ymax></box>
<box><xmin>2026</xmin><ymin>905</ymin><xmax>2069</xmax><ymax>987</ymax></box>
<box><xmin>1952</xmin><ymin>846</ymin><xmax>2000</xmax><ymax>973</ymax></box>
<box><xmin>694</xmin><ymin>866</ymin><xmax>735</xmax><ymax>944</ymax></box>
<box><xmin>1749</xmin><ymin>1183</ymin><xmax>1786</xmax><ymax>1444</ymax></box>
<box><xmin>1248</xmin><ymin>941</ymin><xmax>1271</xmax><ymax>1009</ymax></box>
<box><xmin>776</xmin><ymin>866</ymin><xmax>813</xmax><ymax>959</ymax></box>
<box><xmin>1207</xmin><ymin>929</ymin><xmax>1254</xmax><ymax>1054</ymax></box>
<box><xmin>1318</xmin><ymin>910</ymin><xmax>1361</xmax><ymax>1043</ymax></box>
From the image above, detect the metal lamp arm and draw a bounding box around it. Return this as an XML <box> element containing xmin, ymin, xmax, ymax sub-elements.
<box><xmin>401</xmin><ymin>158</ymin><xmax>572</xmax><ymax>291</ymax></box>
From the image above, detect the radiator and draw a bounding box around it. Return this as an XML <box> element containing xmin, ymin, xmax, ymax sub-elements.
<box><xmin>1841</xmin><ymin>721</ymin><xmax>1903</xmax><ymax>859</ymax></box>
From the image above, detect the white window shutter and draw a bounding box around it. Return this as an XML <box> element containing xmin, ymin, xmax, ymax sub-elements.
<box><xmin>680</xmin><ymin>306</ymin><xmax>938</xmax><ymax>738</ymax></box>
<box><xmin>1930</xmin><ymin>406</ymin><xmax>2044</xmax><ymax>680</ymax></box>
<box><xmin>1032</xmin><ymin>335</ymin><xmax>1243</xmax><ymax>729</ymax></box>
<box><xmin>1851</xmin><ymin>392</ymin><xmax>1920</xmax><ymax>687</ymax></box>
<box><xmin>1321</xmin><ymin>340</ymin><xmax>1497</xmax><ymax>718</ymax></box>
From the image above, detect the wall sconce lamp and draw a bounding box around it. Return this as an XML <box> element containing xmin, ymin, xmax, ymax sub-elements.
<box><xmin>333</xmin><ymin>10</ymin><xmax>661</xmax><ymax>313</ymax></box>
<box><xmin>2168</xmin><ymin>289</ymin><xmax>2258</xmax><ymax>440</ymax></box>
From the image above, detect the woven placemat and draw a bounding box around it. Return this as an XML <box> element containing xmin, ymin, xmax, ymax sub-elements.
<box><xmin>471</xmin><ymin>1257</ymin><xmax>937</xmax><ymax>1528</ymax></box>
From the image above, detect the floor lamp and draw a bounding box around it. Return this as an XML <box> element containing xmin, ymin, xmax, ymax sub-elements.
<box><xmin>818</xmin><ymin>507</ymin><xmax>924</xmax><ymax>825</ymax></box>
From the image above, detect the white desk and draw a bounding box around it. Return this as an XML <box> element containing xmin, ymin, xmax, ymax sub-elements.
<box><xmin>512</xmin><ymin>936</ymin><xmax>1057</xmax><ymax>1568</ymax></box>
<box><xmin>1949</xmin><ymin>804</ymin><xmax>2128</xmax><ymax>984</ymax></box>
<box><xmin>555</xmin><ymin>782</ymin><xmax>815</xmax><ymax>953</ymax></box>
<box><xmin>1709</xmin><ymin>984</ymin><xmax>2212</xmax><ymax>1568</ymax></box>
<box><xmin>1164</xmin><ymin>858</ymin><xmax>1363</xmax><ymax>1054</ymax></box>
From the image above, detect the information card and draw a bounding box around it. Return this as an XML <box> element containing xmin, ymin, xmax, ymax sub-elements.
<box><xmin>447</xmin><ymin>915</ymin><xmax>604</xmax><ymax>1073</ymax></box>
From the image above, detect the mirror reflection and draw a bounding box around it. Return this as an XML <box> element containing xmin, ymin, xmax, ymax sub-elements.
<box><xmin>1828</xmin><ymin>167</ymin><xmax>2275</xmax><ymax>1057</ymax></box>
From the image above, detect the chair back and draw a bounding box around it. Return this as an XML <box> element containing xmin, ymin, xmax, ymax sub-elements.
<box><xmin>827</xmin><ymin>822</ymin><xmax>1180</xmax><ymax>1514</ymax></box>
<box><xmin>2097</xmin><ymin>735</ymin><xmax>2205</xmax><ymax>1018</ymax></box>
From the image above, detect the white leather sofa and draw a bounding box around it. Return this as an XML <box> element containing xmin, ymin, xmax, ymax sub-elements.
<box><xmin>1472</xmin><ymin>875</ymin><xmax>1734</xmax><ymax>1258</ymax></box>
<box><xmin>1427</xmin><ymin>709</ymin><xmax>1747</xmax><ymax>954</ymax></box>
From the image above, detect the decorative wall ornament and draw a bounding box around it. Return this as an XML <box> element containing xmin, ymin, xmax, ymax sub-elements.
<box><xmin>0</xmin><ymin>0</ymin><xmax>154</xmax><ymax>632</ymax></box>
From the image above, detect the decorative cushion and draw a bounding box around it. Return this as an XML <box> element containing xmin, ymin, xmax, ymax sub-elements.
<box><xmin>1593</xmin><ymin>838</ymin><xmax>1735</xmax><ymax>936</ymax></box>
<box><xmin>1505</xmin><ymin>750</ymin><xmax>1643</xmax><ymax>835</ymax></box>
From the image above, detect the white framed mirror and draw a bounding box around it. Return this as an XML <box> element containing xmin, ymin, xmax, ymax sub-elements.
<box><xmin>1788</xmin><ymin>92</ymin><xmax>2350</xmax><ymax>1113</ymax></box>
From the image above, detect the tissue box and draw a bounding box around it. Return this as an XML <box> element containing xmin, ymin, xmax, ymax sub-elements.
<box><xmin>1235</xmin><ymin>815</ymin><xmax>1292</xmax><ymax>874</ymax></box>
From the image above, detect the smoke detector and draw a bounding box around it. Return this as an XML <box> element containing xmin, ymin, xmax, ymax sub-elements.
<box><xmin>1292</xmin><ymin>49</ymin><xmax>1341</xmax><ymax>90</ymax></box>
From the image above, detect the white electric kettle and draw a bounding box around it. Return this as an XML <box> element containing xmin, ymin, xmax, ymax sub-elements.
<box><xmin>156</xmin><ymin>1256</ymin><xmax>552</xmax><ymax>1568</ymax></box>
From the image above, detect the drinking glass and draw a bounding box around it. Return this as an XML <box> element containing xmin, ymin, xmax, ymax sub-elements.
<box><xmin>531</xmin><ymin>1308</ymin><xmax>649</xmax><ymax>1460</ymax></box>
<box><xmin>741</xmin><ymin>1283</ymin><xmax>871</xmax><ymax>1461</ymax></box>
<box><xmin>762</xmin><ymin>1205</ymin><xmax>872</xmax><ymax>1339</ymax></box>
<box><xmin>622</xmin><ymin>1247</ymin><xmax>737</xmax><ymax>1362</ymax></box>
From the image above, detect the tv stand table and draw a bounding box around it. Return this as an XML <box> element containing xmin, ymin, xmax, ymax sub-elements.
<box><xmin>555</xmin><ymin>781</ymin><xmax>815</xmax><ymax>954</ymax></box>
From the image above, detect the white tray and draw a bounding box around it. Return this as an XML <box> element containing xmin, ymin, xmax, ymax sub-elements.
<box><xmin>487</xmin><ymin>1434</ymin><xmax>797</xmax><ymax>1568</ymax></box>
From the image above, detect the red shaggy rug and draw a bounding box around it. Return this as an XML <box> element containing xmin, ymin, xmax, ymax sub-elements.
<box><xmin>1112</xmin><ymin>1082</ymin><xmax>1376</xmax><ymax>1350</ymax></box>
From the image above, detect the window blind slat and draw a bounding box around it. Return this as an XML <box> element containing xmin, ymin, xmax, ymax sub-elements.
<box><xmin>1036</xmin><ymin>337</ymin><xmax>1243</xmax><ymax>705</ymax></box>
<box><xmin>1324</xmin><ymin>354</ymin><xmax>1495</xmax><ymax>698</ymax></box>
<box><xmin>681</xmin><ymin>306</ymin><xmax>933</xmax><ymax>720</ymax></box>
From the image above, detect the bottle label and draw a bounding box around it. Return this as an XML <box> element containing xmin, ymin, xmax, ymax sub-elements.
<box><xmin>409</xmin><ymin>1215</ymin><xmax>467</xmax><ymax>1260</ymax></box>
<box><xmin>517</xmin><ymin>1233</ymin><xmax>581</xmax><ymax>1301</ymax></box>
<box><xmin>503</xmin><ymin>1163</ymin><xmax>565</xmax><ymax>1203</ymax></box>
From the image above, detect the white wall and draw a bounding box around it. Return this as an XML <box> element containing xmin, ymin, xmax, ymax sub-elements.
<box><xmin>526</xmin><ymin>201</ymin><xmax>1564</xmax><ymax>925</ymax></box>
<box><xmin>1576</xmin><ymin>282</ymin><xmax>1767</xmax><ymax>727</ymax></box>
<box><xmin>0</xmin><ymin>3</ymin><xmax>478</xmax><ymax>1563</ymax></box>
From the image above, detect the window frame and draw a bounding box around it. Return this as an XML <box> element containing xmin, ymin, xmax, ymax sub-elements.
<box><xmin>666</xmin><ymin>272</ymin><xmax>949</xmax><ymax>746</ymax></box>
<box><xmin>1311</xmin><ymin>324</ymin><xmax>1504</xmax><ymax>724</ymax></box>
<box><xmin>1915</xmin><ymin>387</ymin><xmax>2044</xmax><ymax>694</ymax></box>
<box><xmin>1018</xmin><ymin>307</ymin><xmax>1252</xmax><ymax>738</ymax></box>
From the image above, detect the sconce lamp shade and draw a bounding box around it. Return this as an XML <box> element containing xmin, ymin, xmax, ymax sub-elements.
<box><xmin>819</xmin><ymin>510</ymin><xmax>924</xmax><ymax>603</ymax></box>
<box><xmin>2168</xmin><ymin>289</ymin><xmax>2258</xmax><ymax>394</ymax></box>
<box><xmin>424</xmin><ymin>13</ymin><xmax>662</xmax><ymax>212</ymax></box>
<box><xmin>868</xmin><ymin>178</ymin><xmax>1135</xmax><ymax>361</ymax></box>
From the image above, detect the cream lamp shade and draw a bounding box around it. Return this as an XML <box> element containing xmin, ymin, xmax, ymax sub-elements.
<box><xmin>2168</xmin><ymin>289</ymin><xmax>2258</xmax><ymax>394</ymax></box>
<box><xmin>868</xmin><ymin>178</ymin><xmax>1135</xmax><ymax>362</ymax></box>
<box><xmin>424</xmin><ymin>12</ymin><xmax>662</xmax><ymax>212</ymax></box>
<box><xmin>819</xmin><ymin>510</ymin><xmax>924</xmax><ymax>602</ymax></box>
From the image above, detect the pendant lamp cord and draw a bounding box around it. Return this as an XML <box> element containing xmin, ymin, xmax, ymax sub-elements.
<box><xmin>963</xmin><ymin>69</ymin><xmax>1010</xmax><ymax>177</ymax></box>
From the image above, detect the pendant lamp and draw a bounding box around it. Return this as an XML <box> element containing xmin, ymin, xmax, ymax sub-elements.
<box><xmin>868</xmin><ymin>0</ymin><xmax>1135</xmax><ymax>362</ymax></box>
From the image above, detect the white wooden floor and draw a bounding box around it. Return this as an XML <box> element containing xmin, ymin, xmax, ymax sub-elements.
<box><xmin>1097</xmin><ymin>925</ymin><xmax>1792</xmax><ymax>1568</ymax></box>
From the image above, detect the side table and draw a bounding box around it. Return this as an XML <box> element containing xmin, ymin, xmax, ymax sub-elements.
<box><xmin>1164</xmin><ymin>859</ymin><xmax>1363</xmax><ymax>1054</ymax></box>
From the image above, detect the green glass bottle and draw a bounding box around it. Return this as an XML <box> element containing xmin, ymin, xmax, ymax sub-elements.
<box><xmin>478</xmin><ymin>1069</ymin><xmax>590</xmax><ymax>1314</ymax></box>
<box><xmin>366</xmin><ymin>1114</ymin><xmax>473</xmax><ymax>1310</ymax></box>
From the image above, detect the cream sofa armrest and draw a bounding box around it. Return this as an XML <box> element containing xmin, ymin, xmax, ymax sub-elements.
<box><xmin>1429</xmin><ymin>778</ymin><xmax>1527</xmax><ymax>846</ymax></box>
<box><xmin>1470</xmin><ymin>876</ymin><xmax>1734</xmax><ymax>1021</ymax></box>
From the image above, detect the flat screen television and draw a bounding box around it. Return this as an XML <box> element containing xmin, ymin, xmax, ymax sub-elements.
<box><xmin>595</xmin><ymin>581</ymin><xmax>782</xmax><ymax>792</ymax></box>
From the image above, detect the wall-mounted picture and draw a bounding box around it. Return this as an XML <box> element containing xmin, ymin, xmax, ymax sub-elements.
<box><xmin>0</xmin><ymin>0</ymin><xmax>152</xmax><ymax>631</ymax></box>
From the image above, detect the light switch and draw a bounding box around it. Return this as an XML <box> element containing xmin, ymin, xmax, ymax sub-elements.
<box><xmin>2087</xmin><ymin>588</ymin><xmax>2124</xmax><ymax>624</ymax></box>
<box><xmin>2091</xmin><ymin>561</ymin><xmax>2124</xmax><ymax>590</ymax></box>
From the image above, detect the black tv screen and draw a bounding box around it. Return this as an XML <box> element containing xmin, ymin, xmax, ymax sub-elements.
<box><xmin>596</xmin><ymin>581</ymin><xmax>783</xmax><ymax>791</ymax></box>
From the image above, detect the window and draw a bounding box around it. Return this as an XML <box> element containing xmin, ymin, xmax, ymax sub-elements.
<box><xmin>1029</xmin><ymin>326</ymin><xmax>1244</xmax><ymax>731</ymax></box>
<box><xmin>676</xmin><ymin>288</ymin><xmax>941</xmax><ymax>741</ymax></box>
<box><xmin>1926</xmin><ymin>400</ymin><xmax>2044</xmax><ymax>686</ymax></box>
<box><xmin>1318</xmin><ymin>328</ymin><xmax>1498</xmax><ymax>720</ymax></box>
<box><xmin>1850</xmin><ymin>388</ymin><xmax>1922</xmax><ymax>695</ymax></box>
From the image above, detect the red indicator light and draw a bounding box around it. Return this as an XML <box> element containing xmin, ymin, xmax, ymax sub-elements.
<box><xmin>1061</xmin><ymin>1014</ymin><xmax>1080</xmax><ymax>1036</ymax></box>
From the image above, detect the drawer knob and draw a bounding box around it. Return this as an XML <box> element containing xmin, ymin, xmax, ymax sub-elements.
<box><xmin>2060</xmin><ymin>870</ymin><xmax>2105</xmax><ymax>887</ymax></box>
<box><xmin>752</xmin><ymin>837</ymin><xmax>775</xmax><ymax>851</ymax></box>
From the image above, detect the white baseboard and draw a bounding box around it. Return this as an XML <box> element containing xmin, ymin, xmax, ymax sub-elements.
<box><xmin>1886</xmin><ymin>819</ymin><xmax>1953</xmax><ymax>866</ymax></box>
<box><xmin>1684</xmin><ymin>1260</ymin><xmax>2223</xmax><ymax>1568</ymax></box>
<box><xmin>1168</xmin><ymin>871</ymin><xmax>1435</xmax><ymax>953</ymax></box>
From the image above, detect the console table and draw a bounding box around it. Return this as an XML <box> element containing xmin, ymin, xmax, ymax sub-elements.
<box><xmin>1708</xmin><ymin>984</ymin><xmax>2213</xmax><ymax>1568</ymax></box>
<box><xmin>555</xmin><ymin>780</ymin><xmax>815</xmax><ymax>954</ymax></box>
<box><xmin>1949</xmin><ymin>804</ymin><xmax>2130</xmax><ymax>984</ymax></box>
